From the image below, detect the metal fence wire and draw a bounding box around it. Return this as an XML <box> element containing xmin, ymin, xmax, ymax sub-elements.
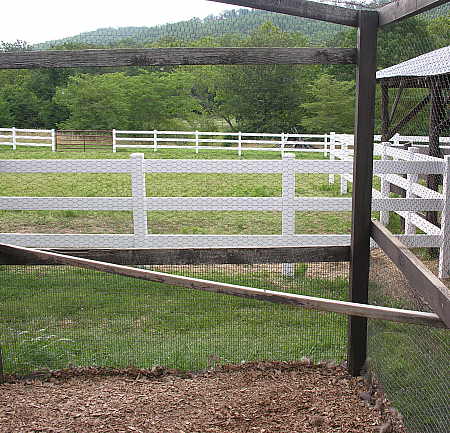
<box><xmin>368</xmin><ymin>248</ymin><xmax>450</xmax><ymax>433</ymax></box>
<box><xmin>1</xmin><ymin>259</ymin><xmax>348</xmax><ymax>375</ymax></box>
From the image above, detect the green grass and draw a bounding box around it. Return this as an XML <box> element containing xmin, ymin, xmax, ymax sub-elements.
<box><xmin>1</xmin><ymin>265</ymin><xmax>348</xmax><ymax>374</ymax></box>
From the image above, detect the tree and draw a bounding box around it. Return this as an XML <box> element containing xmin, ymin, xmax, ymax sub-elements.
<box><xmin>300</xmin><ymin>74</ymin><xmax>355</xmax><ymax>134</ymax></box>
<box><xmin>199</xmin><ymin>23</ymin><xmax>313</xmax><ymax>132</ymax></box>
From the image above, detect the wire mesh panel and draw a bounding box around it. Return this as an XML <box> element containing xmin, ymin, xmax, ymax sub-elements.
<box><xmin>1</xmin><ymin>258</ymin><xmax>349</xmax><ymax>376</ymax></box>
<box><xmin>368</xmin><ymin>248</ymin><xmax>450</xmax><ymax>433</ymax></box>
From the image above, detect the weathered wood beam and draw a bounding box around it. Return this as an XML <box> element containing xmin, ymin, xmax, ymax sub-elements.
<box><xmin>0</xmin><ymin>47</ymin><xmax>357</xmax><ymax>69</ymax></box>
<box><xmin>389</xmin><ymin>82</ymin><xmax>405</xmax><ymax>124</ymax></box>
<box><xmin>0</xmin><ymin>243</ymin><xmax>445</xmax><ymax>328</ymax></box>
<box><xmin>207</xmin><ymin>0</ymin><xmax>359</xmax><ymax>27</ymax></box>
<box><xmin>348</xmin><ymin>10</ymin><xmax>379</xmax><ymax>377</ymax></box>
<box><xmin>378</xmin><ymin>0</ymin><xmax>449</xmax><ymax>27</ymax></box>
<box><xmin>381</xmin><ymin>84</ymin><xmax>390</xmax><ymax>139</ymax></box>
<box><xmin>371</xmin><ymin>220</ymin><xmax>450</xmax><ymax>328</ymax></box>
<box><xmin>0</xmin><ymin>246</ymin><xmax>350</xmax><ymax>266</ymax></box>
<box><xmin>383</xmin><ymin>94</ymin><xmax>431</xmax><ymax>141</ymax></box>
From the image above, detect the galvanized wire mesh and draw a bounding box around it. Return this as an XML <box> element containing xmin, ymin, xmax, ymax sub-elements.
<box><xmin>368</xmin><ymin>248</ymin><xmax>450</xmax><ymax>433</ymax></box>
<box><xmin>1</xmin><ymin>259</ymin><xmax>349</xmax><ymax>375</ymax></box>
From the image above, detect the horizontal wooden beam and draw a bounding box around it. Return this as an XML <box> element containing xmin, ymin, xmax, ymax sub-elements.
<box><xmin>378</xmin><ymin>0</ymin><xmax>448</xmax><ymax>27</ymax></box>
<box><xmin>371</xmin><ymin>220</ymin><xmax>450</xmax><ymax>328</ymax></box>
<box><xmin>0</xmin><ymin>246</ymin><xmax>350</xmax><ymax>266</ymax></box>
<box><xmin>0</xmin><ymin>243</ymin><xmax>445</xmax><ymax>328</ymax></box>
<box><xmin>207</xmin><ymin>0</ymin><xmax>359</xmax><ymax>27</ymax></box>
<box><xmin>0</xmin><ymin>47</ymin><xmax>357</xmax><ymax>69</ymax></box>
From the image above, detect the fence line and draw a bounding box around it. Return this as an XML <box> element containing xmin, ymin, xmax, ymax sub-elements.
<box><xmin>0</xmin><ymin>128</ymin><xmax>55</xmax><ymax>151</ymax></box>
<box><xmin>1</xmin><ymin>153</ymin><xmax>448</xmax><ymax>273</ymax></box>
<box><xmin>330</xmin><ymin>141</ymin><xmax>449</xmax><ymax>278</ymax></box>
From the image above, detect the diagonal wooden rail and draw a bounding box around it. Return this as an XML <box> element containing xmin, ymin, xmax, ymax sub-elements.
<box><xmin>0</xmin><ymin>243</ymin><xmax>446</xmax><ymax>329</ymax></box>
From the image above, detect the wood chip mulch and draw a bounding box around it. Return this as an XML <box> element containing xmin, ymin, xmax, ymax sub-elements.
<box><xmin>0</xmin><ymin>361</ymin><xmax>406</xmax><ymax>433</ymax></box>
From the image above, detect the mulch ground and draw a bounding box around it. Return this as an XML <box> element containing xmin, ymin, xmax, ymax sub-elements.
<box><xmin>0</xmin><ymin>361</ymin><xmax>406</xmax><ymax>433</ymax></box>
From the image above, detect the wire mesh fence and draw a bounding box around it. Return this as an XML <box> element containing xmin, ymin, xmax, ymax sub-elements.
<box><xmin>1</xmin><ymin>259</ymin><xmax>349</xmax><ymax>376</ymax></box>
<box><xmin>368</xmin><ymin>248</ymin><xmax>450</xmax><ymax>433</ymax></box>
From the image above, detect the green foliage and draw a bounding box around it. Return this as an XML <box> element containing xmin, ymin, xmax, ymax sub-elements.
<box><xmin>427</xmin><ymin>15</ymin><xmax>450</xmax><ymax>49</ymax></box>
<box><xmin>301</xmin><ymin>74</ymin><xmax>355</xmax><ymax>134</ymax></box>
<box><xmin>54</xmin><ymin>71</ymin><xmax>200</xmax><ymax>130</ymax></box>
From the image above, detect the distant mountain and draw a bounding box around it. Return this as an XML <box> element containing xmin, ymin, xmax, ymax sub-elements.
<box><xmin>34</xmin><ymin>9</ymin><xmax>344</xmax><ymax>49</ymax></box>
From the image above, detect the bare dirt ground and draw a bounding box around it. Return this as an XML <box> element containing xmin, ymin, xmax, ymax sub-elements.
<box><xmin>0</xmin><ymin>362</ymin><xmax>405</xmax><ymax>433</ymax></box>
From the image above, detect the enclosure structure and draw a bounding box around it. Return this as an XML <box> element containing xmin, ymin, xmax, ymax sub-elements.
<box><xmin>0</xmin><ymin>1</ymin><xmax>449</xmax><ymax>431</ymax></box>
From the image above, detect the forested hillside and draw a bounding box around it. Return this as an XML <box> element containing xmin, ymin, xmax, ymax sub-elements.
<box><xmin>0</xmin><ymin>8</ymin><xmax>448</xmax><ymax>135</ymax></box>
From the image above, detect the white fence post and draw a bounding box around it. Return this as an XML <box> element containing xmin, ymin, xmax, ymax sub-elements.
<box><xmin>380</xmin><ymin>143</ymin><xmax>390</xmax><ymax>226</ymax></box>
<box><xmin>393</xmin><ymin>133</ymin><xmax>400</xmax><ymax>147</ymax></box>
<box><xmin>131</xmin><ymin>153</ymin><xmax>148</xmax><ymax>248</ymax></box>
<box><xmin>195</xmin><ymin>130</ymin><xmax>199</xmax><ymax>154</ymax></box>
<box><xmin>340</xmin><ymin>139</ymin><xmax>349</xmax><ymax>195</ymax></box>
<box><xmin>439</xmin><ymin>155</ymin><xmax>450</xmax><ymax>279</ymax></box>
<box><xmin>12</xmin><ymin>127</ymin><xmax>16</xmax><ymax>150</ymax></box>
<box><xmin>112</xmin><ymin>129</ymin><xmax>117</xmax><ymax>153</ymax></box>
<box><xmin>281</xmin><ymin>133</ymin><xmax>286</xmax><ymax>158</ymax></box>
<box><xmin>153</xmin><ymin>130</ymin><xmax>158</xmax><ymax>152</ymax></box>
<box><xmin>238</xmin><ymin>131</ymin><xmax>242</xmax><ymax>157</ymax></box>
<box><xmin>328</xmin><ymin>132</ymin><xmax>336</xmax><ymax>185</ymax></box>
<box><xmin>51</xmin><ymin>129</ymin><xmax>56</xmax><ymax>152</ymax></box>
<box><xmin>323</xmin><ymin>134</ymin><xmax>328</xmax><ymax>157</ymax></box>
<box><xmin>405</xmin><ymin>147</ymin><xmax>420</xmax><ymax>235</ymax></box>
<box><xmin>282</xmin><ymin>152</ymin><xmax>296</xmax><ymax>276</ymax></box>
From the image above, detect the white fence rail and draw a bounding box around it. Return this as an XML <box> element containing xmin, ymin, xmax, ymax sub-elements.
<box><xmin>330</xmin><ymin>141</ymin><xmax>450</xmax><ymax>278</ymax></box>
<box><xmin>1</xmin><ymin>152</ymin><xmax>449</xmax><ymax>277</ymax></box>
<box><xmin>0</xmin><ymin>128</ymin><xmax>55</xmax><ymax>151</ymax></box>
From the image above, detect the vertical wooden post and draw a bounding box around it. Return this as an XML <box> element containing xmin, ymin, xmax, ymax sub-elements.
<box><xmin>381</xmin><ymin>84</ymin><xmax>389</xmax><ymax>141</ymax></box>
<box><xmin>348</xmin><ymin>10</ymin><xmax>378</xmax><ymax>377</ymax></box>
<box><xmin>112</xmin><ymin>129</ymin><xmax>117</xmax><ymax>153</ymax></box>
<box><xmin>439</xmin><ymin>156</ymin><xmax>450</xmax><ymax>279</ymax></box>
<box><xmin>12</xmin><ymin>127</ymin><xmax>16</xmax><ymax>150</ymax></box>
<box><xmin>282</xmin><ymin>152</ymin><xmax>296</xmax><ymax>276</ymax></box>
<box><xmin>51</xmin><ymin>129</ymin><xmax>56</xmax><ymax>152</ymax></box>
<box><xmin>329</xmin><ymin>132</ymin><xmax>336</xmax><ymax>185</ymax></box>
<box><xmin>131</xmin><ymin>153</ymin><xmax>148</xmax><ymax>248</ymax></box>
<box><xmin>405</xmin><ymin>147</ymin><xmax>420</xmax><ymax>234</ymax></box>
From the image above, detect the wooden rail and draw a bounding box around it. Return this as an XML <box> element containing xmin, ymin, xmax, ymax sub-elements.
<box><xmin>371</xmin><ymin>220</ymin><xmax>450</xmax><ymax>328</ymax></box>
<box><xmin>0</xmin><ymin>243</ymin><xmax>446</xmax><ymax>329</ymax></box>
<box><xmin>0</xmin><ymin>246</ymin><xmax>350</xmax><ymax>266</ymax></box>
<box><xmin>0</xmin><ymin>47</ymin><xmax>357</xmax><ymax>70</ymax></box>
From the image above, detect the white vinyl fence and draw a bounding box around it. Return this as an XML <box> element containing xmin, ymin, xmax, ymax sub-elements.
<box><xmin>0</xmin><ymin>128</ymin><xmax>55</xmax><ymax>151</ymax></box>
<box><xmin>1</xmin><ymin>152</ymin><xmax>448</xmax><ymax>277</ymax></box>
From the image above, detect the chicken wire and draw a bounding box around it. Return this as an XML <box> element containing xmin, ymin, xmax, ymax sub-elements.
<box><xmin>0</xmin><ymin>259</ymin><xmax>349</xmax><ymax>376</ymax></box>
<box><xmin>368</xmin><ymin>248</ymin><xmax>450</xmax><ymax>433</ymax></box>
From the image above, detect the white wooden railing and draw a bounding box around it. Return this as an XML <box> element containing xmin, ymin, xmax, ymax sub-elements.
<box><xmin>0</xmin><ymin>128</ymin><xmax>55</xmax><ymax>151</ymax></box>
<box><xmin>1</xmin><ymin>152</ymin><xmax>448</xmax><ymax>277</ymax></box>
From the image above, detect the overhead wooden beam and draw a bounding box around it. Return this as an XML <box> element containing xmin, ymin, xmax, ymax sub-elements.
<box><xmin>0</xmin><ymin>47</ymin><xmax>357</xmax><ymax>69</ymax></box>
<box><xmin>371</xmin><ymin>220</ymin><xmax>450</xmax><ymax>328</ymax></box>
<box><xmin>378</xmin><ymin>0</ymin><xmax>449</xmax><ymax>27</ymax></box>
<box><xmin>0</xmin><ymin>243</ymin><xmax>445</xmax><ymax>329</ymax></box>
<box><xmin>348</xmin><ymin>10</ymin><xmax>379</xmax><ymax>377</ymax></box>
<box><xmin>207</xmin><ymin>0</ymin><xmax>359</xmax><ymax>27</ymax></box>
<box><xmin>0</xmin><ymin>246</ymin><xmax>350</xmax><ymax>266</ymax></box>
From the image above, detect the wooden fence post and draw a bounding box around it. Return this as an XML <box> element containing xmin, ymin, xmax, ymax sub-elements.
<box><xmin>238</xmin><ymin>131</ymin><xmax>242</xmax><ymax>157</ymax></box>
<box><xmin>329</xmin><ymin>132</ymin><xmax>336</xmax><ymax>185</ymax></box>
<box><xmin>131</xmin><ymin>153</ymin><xmax>148</xmax><ymax>248</ymax></box>
<box><xmin>405</xmin><ymin>147</ymin><xmax>420</xmax><ymax>234</ymax></box>
<box><xmin>282</xmin><ymin>152</ymin><xmax>296</xmax><ymax>276</ymax></box>
<box><xmin>51</xmin><ymin>129</ymin><xmax>56</xmax><ymax>152</ymax></box>
<box><xmin>348</xmin><ymin>10</ymin><xmax>378</xmax><ymax>377</ymax></box>
<box><xmin>380</xmin><ymin>143</ymin><xmax>390</xmax><ymax>226</ymax></box>
<box><xmin>439</xmin><ymin>155</ymin><xmax>450</xmax><ymax>279</ymax></box>
<box><xmin>112</xmin><ymin>129</ymin><xmax>117</xmax><ymax>153</ymax></box>
<box><xmin>12</xmin><ymin>127</ymin><xmax>16</xmax><ymax>150</ymax></box>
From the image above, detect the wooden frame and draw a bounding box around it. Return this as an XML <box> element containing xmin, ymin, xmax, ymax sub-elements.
<box><xmin>378</xmin><ymin>0</ymin><xmax>449</xmax><ymax>27</ymax></box>
<box><xmin>207</xmin><ymin>0</ymin><xmax>359</xmax><ymax>27</ymax></box>
<box><xmin>0</xmin><ymin>243</ymin><xmax>445</xmax><ymax>329</ymax></box>
<box><xmin>0</xmin><ymin>47</ymin><xmax>357</xmax><ymax>69</ymax></box>
<box><xmin>0</xmin><ymin>246</ymin><xmax>350</xmax><ymax>266</ymax></box>
<box><xmin>371</xmin><ymin>220</ymin><xmax>450</xmax><ymax>328</ymax></box>
<box><xmin>348</xmin><ymin>10</ymin><xmax>379</xmax><ymax>377</ymax></box>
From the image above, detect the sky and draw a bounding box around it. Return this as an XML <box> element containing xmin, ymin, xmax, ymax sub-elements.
<box><xmin>1</xmin><ymin>0</ymin><xmax>245</xmax><ymax>44</ymax></box>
